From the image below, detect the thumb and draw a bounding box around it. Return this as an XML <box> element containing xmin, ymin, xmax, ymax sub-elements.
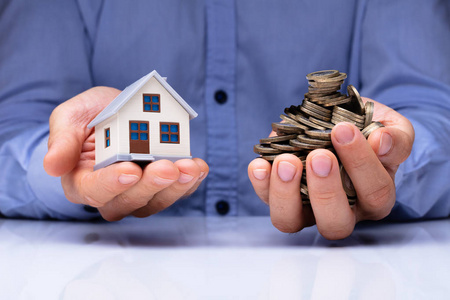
<box><xmin>44</xmin><ymin>87</ymin><xmax>121</xmax><ymax>177</ymax></box>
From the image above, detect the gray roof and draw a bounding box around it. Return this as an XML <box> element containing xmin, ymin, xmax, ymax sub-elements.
<box><xmin>87</xmin><ymin>70</ymin><xmax>198</xmax><ymax>128</ymax></box>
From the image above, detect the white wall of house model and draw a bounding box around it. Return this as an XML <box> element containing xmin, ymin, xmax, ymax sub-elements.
<box><xmin>87</xmin><ymin>70</ymin><xmax>197</xmax><ymax>170</ymax></box>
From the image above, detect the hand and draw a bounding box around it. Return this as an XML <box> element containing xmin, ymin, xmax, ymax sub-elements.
<box><xmin>248</xmin><ymin>98</ymin><xmax>414</xmax><ymax>240</ymax></box>
<box><xmin>44</xmin><ymin>87</ymin><xmax>208</xmax><ymax>221</ymax></box>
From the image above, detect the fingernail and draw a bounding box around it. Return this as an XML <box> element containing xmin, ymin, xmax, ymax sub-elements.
<box><xmin>199</xmin><ymin>172</ymin><xmax>206</xmax><ymax>181</ymax></box>
<box><xmin>178</xmin><ymin>172</ymin><xmax>194</xmax><ymax>184</ymax></box>
<box><xmin>311</xmin><ymin>154</ymin><xmax>332</xmax><ymax>177</ymax></box>
<box><xmin>253</xmin><ymin>169</ymin><xmax>267</xmax><ymax>180</ymax></box>
<box><xmin>118</xmin><ymin>174</ymin><xmax>139</xmax><ymax>185</ymax></box>
<box><xmin>277</xmin><ymin>161</ymin><xmax>297</xmax><ymax>182</ymax></box>
<box><xmin>378</xmin><ymin>132</ymin><xmax>392</xmax><ymax>156</ymax></box>
<box><xmin>334</xmin><ymin>123</ymin><xmax>355</xmax><ymax>145</ymax></box>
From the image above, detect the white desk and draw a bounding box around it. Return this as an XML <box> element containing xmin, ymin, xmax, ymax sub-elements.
<box><xmin>0</xmin><ymin>217</ymin><xmax>449</xmax><ymax>299</ymax></box>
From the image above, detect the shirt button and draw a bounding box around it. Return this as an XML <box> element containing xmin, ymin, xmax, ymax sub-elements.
<box><xmin>214</xmin><ymin>90</ymin><xmax>228</xmax><ymax>104</ymax></box>
<box><xmin>215</xmin><ymin>200</ymin><xmax>230</xmax><ymax>215</ymax></box>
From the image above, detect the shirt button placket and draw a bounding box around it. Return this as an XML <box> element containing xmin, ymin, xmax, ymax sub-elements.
<box><xmin>204</xmin><ymin>0</ymin><xmax>238</xmax><ymax>216</ymax></box>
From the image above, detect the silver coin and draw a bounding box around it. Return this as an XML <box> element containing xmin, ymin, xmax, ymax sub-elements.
<box><xmin>347</xmin><ymin>85</ymin><xmax>365</xmax><ymax>114</ymax></box>
<box><xmin>320</xmin><ymin>96</ymin><xmax>352</xmax><ymax>107</ymax></box>
<box><xmin>305</xmin><ymin>129</ymin><xmax>332</xmax><ymax>140</ymax></box>
<box><xmin>294</xmin><ymin>114</ymin><xmax>327</xmax><ymax>130</ymax></box>
<box><xmin>260</xmin><ymin>134</ymin><xmax>298</xmax><ymax>144</ymax></box>
<box><xmin>333</xmin><ymin>106</ymin><xmax>365</xmax><ymax>121</ymax></box>
<box><xmin>300</xmin><ymin>183</ymin><xmax>309</xmax><ymax>196</ymax></box>
<box><xmin>306</xmin><ymin>70</ymin><xmax>339</xmax><ymax>81</ymax></box>
<box><xmin>331</xmin><ymin>113</ymin><xmax>364</xmax><ymax>124</ymax></box>
<box><xmin>272</xmin><ymin>122</ymin><xmax>305</xmax><ymax>134</ymax></box>
<box><xmin>340</xmin><ymin>165</ymin><xmax>356</xmax><ymax>198</ymax></box>
<box><xmin>306</xmin><ymin>92</ymin><xmax>341</xmax><ymax>101</ymax></box>
<box><xmin>280</xmin><ymin>114</ymin><xmax>311</xmax><ymax>130</ymax></box>
<box><xmin>312</xmin><ymin>72</ymin><xmax>347</xmax><ymax>83</ymax></box>
<box><xmin>361</xmin><ymin>121</ymin><xmax>384</xmax><ymax>138</ymax></box>
<box><xmin>302</xmin><ymin>99</ymin><xmax>332</xmax><ymax>114</ymax></box>
<box><xmin>297</xmin><ymin>134</ymin><xmax>332</xmax><ymax>146</ymax></box>
<box><xmin>254</xmin><ymin>144</ymin><xmax>283</xmax><ymax>154</ymax></box>
<box><xmin>308</xmin><ymin>86</ymin><xmax>340</xmax><ymax>94</ymax></box>
<box><xmin>331</xmin><ymin>113</ymin><xmax>365</xmax><ymax>127</ymax></box>
<box><xmin>308</xmin><ymin>80</ymin><xmax>344</xmax><ymax>89</ymax></box>
<box><xmin>308</xmin><ymin>116</ymin><xmax>335</xmax><ymax>129</ymax></box>
<box><xmin>284</xmin><ymin>105</ymin><xmax>301</xmax><ymax>116</ymax></box>
<box><xmin>271</xmin><ymin>143</ymin><xmax>303</xmax><ymax>152</ymax></box>
<box><xmin>290</xmin><ymin>139</ymin><xmax>324</xmax><ymax>150</ymax></box>
<box><xmin>300</xmin><ymin>106</ymin><xmax>331</xmax><ymax>121</ymax></box>
<box><xmin>364</xmin><ymin>101</ymin><xmax>374</xmax><ymax>128</ymax></box>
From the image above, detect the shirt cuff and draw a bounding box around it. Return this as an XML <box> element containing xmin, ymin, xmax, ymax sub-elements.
<box><xmin>27</xmin><ymin>130</ymin><xmax>101</xmax><ymax>220</ymax></box>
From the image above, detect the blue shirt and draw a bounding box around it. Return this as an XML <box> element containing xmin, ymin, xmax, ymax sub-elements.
<box><xmin>0</xmin><ymin>0</ymin><xmax>449</xmax><ymax>220</ymax></box>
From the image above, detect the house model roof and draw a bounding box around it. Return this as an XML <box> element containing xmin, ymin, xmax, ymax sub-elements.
<box><xmin>87</xmin><ymin>70</ymin><xmax>198</xmax><ymax>128</ymax></box>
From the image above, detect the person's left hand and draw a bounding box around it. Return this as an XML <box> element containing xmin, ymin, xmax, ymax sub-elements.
<box><xmin>248</xmin><ymin>98</ymin><xmax>414</xmax><ymax>240</ymax></box>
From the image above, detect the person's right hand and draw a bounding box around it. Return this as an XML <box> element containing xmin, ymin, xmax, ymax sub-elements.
<box><xmin>44</xmin><ymin>87</ymin><xmax>208</xmax><ymax>221</ymax></box>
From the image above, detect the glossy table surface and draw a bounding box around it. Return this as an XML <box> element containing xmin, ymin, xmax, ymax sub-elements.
<box><xmin>1</xmin><ymin>217</ymin><xmax>449</xmax><ymax>299</ymax></box>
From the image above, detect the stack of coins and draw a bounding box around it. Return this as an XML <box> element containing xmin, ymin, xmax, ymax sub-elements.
<box><xmin>253</xmin><ymin>70</ymin><xmax>385</xmax><ymax>205</ymax></box>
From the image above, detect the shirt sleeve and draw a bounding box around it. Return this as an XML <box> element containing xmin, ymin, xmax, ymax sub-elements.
<box><xmin>357</xmin><ymin>0</ymin><xmax>450</xmax><ymax>220</ymax></box>
<box><xmin>0</xmin><ymin>0</ymin><xmax>99</xmax><ymax>219</ymax></box>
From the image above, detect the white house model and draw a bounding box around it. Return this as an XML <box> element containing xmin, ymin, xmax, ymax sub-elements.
<box><xmin>87</xmin><ymin>70</ymin><xmax>198</xmax><ymax>170</ymax></box>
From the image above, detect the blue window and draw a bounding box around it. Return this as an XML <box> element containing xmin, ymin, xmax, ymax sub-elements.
<box><xmin>130</xmin><ymin>123</ymin><xmax>138</xmax><ymax>130</ymax></box>
<box><xmin>140</xmin><ymin>123</ymin><xmax>148</xmax><ymax>131</ymax></box>
<box><xmin>131</xmin><ymin>132</ymin><xmax>139</xmax><ymax>140</ymax></box>
<box><xmin>140</xmin><ymin>133</ymin><xmax>148</xmax><ymax>140</ymax></box>
<box><xmin>105</xmin><ymin>128</ymin><xmax>111</xmax><ymax>148</ymax></box>
<box><xmin>160</xmin><ymin>122</ymin><xmax>180</xmax><ymax>144</ymax></box>
<box><xmin>143</xmin><ymin>94</ymin><xmax>160</xmax><ymax>112</ymax></box>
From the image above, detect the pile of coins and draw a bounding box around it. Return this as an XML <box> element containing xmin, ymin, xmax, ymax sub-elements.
<box><xmin>253</xmin><ymin>70</ymin><xmax>384</xmax><ymax>205</ymax></box>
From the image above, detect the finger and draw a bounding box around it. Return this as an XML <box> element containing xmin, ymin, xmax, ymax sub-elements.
<box><xmin>62</xmin><ymin>162</ymin><xmax>142</xmax><ymax>207</ymax></box>
<box><xmin>44</xmin><ymin>87</ymin><xmax>121</xmax><ymax>177</ymax></box>
<box><xmin>183</xmin><ymin>158</ymin><xmax>210</xmax><ymax>197</ymax></box>
<box><xmin>332</xmin><ymin>123</ymin><xmax>395</xmax><ymax>221</ymax></box>
<box><xmin>44</xmin><ymin>108</ymin><xmax>86</xmax><ymax>177</ymax></box>
<box><xmin>306</xmin><ymin>149</ymin><xmax>355</xmax><ymax>240</ymax></box>
<box><xmin>269</xmin><ymin>154</ymin><xmax>307</xmax><ymax>233</ymax></box>
<box><xmin>99</xmin><ymin>160</ymin><xmax>180</xmax><ymax>221</ymax></box>
<box><xmin>367</xmin><ymin>126</ymin><xmax>413</xmax><ymax>169</ymax></box>
<box><xmin>248</xmin><ymin>158</ymin><xmax>272</xmax><ymax>204</ymax></box>
<box><xmin>132</xmin><ymin>159</ymin><xmax>201</xmax><ymax>218</ymax></box>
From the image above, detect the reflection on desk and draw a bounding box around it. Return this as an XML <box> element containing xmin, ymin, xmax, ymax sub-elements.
<box><xmin>0</xmin><ymin>217</ymin><xmax>449</xmax><ymax>299</ymax></box>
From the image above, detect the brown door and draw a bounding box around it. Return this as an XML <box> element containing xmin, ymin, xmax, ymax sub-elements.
<box><xmin>129</xmin><ymin>121</ymin><xmax>149</xmax><ymax>154</ymax></box>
